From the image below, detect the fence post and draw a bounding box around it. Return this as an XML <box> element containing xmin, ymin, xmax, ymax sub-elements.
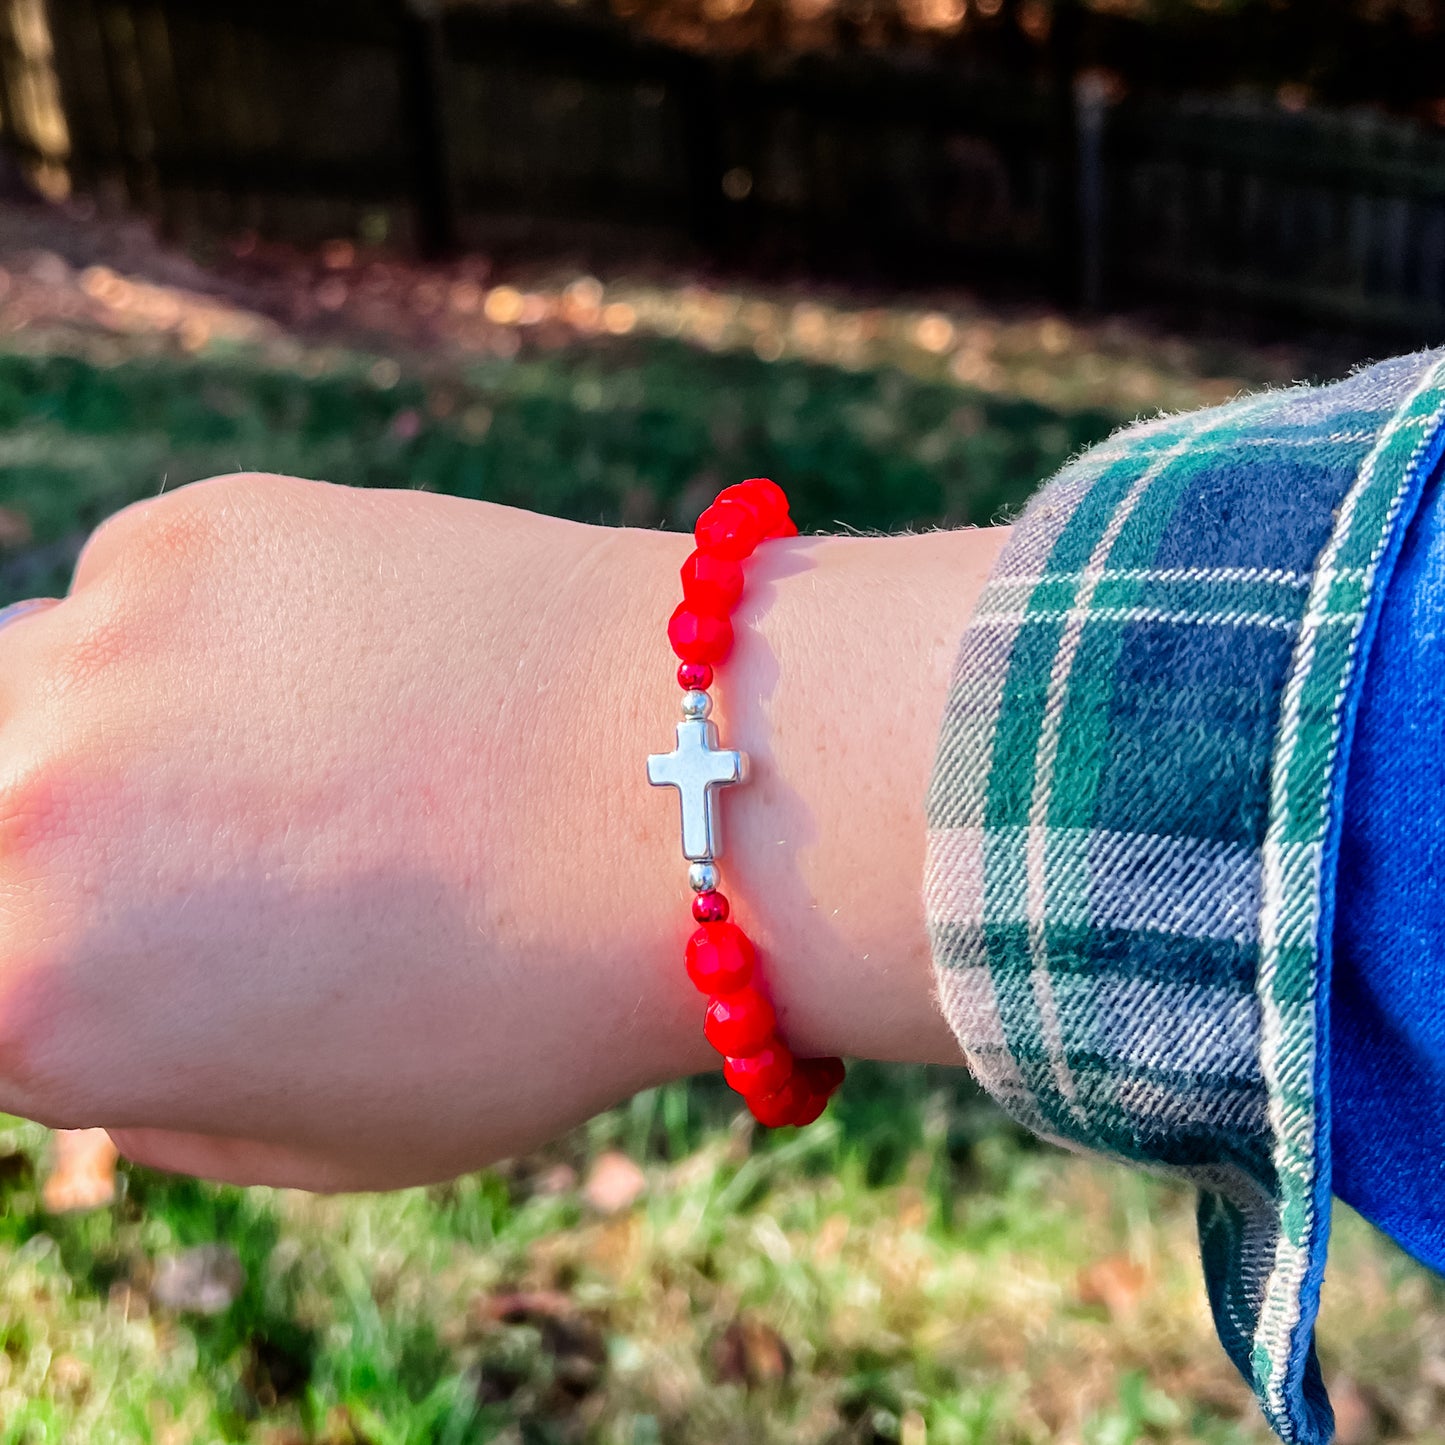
<box><xmin>1074</xmin><ymin>69</ymin><xmax>1110</xmax><ymax>313</ymax></box>
<box><xmin>398</xmin><ymin>0</ymin><xmax>455</xmax><ymax>257</ymax></box>
<box><xmin>1045</xmin><ymin>0</ymin><xmax>1084</xmax><ymax>308</ymax></box>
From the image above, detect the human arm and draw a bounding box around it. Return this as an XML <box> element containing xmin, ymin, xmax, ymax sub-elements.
<box><xmin>0</xmin><ymin>472</ymin><xmax>1006</xmax><ymax>1191</ymax></box>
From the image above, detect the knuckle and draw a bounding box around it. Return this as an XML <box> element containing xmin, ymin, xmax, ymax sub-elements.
<box><xmin>71</xmin><ymin>491</ymin><xmax>214</xmax><ymax>596</ymax></box>
<box><xmin>69</xmin><ymin>471</ymin><xmax>300</xmax><ymax>596</ymax></box>
<box><xmin>0</xmin><ymin>752</ymin><xmax>74</xmax><ymax>862</ymax></box>
<box><xmin>39</xmin><ymin>594</ymin><xmax>143</xmax><ymax>702</ymax></box>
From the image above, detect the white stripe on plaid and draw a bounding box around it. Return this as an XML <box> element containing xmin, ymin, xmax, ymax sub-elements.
<box><xmin>987</xmin><ymin>566</ymin><xmax>1318</xmax><ymax>588</ymax></box>
<box><xmin>970</xmin><ymin>607</ymin><xmax>1338</xmax><ymax>632</ymax></box>
<box><xmin>1252</xmin><ymin>353</ymin><xmax>1445</xmax><ymax>1421</ymax></box>
<box><xmin>927</xmin><ymin>826</ymin><xmax>1259</xmax><ymax>944</ymax></box>
<box><xmin>1078</xmin><ymin>428</ymin><xmax>1382</xmax><ymax>466</ymax></box>
<box><xmin>924</xmin><ymin>461</ymin><xmax>1104</xmax><ymax>1127</ymax></box>
<box><xmin>1054</xmin><ymin>974</ymin><xmax>1263</xmax><ymax>1077</ymax></box>
<box><xmin>1024</xmin><ymin>398</ymin><xmax>1279</xmax><ymax>1134</ymax></box>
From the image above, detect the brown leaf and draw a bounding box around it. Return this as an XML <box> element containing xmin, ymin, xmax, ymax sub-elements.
<box><xmin>711</xmin><ymin>1315</ymin><xmax>793</xmax><ymax>1389</ymax></box>
<box><xmin>46</xmin><ymin>1352</ymin><xmax>90</xmax><ymax>1402</ymax></box>
<box><xmin>1075</xmin><ymin>1253</ymin><xmax>1150</xmax><ymax>1319</ymax></box>
<box><xmin>0</xmin><ymin>507</ymin><xmax>33</xmax><ymax>549</ymax></box>
<box><xmin>42</xmin><ymin>1128</ymin><xmax>118</xmax><ymax>1213</ymax></box>
<box><xmin>582</xmin><ymin>1151</ymin><xmax>646</xmax><ymax>1214</ymax></box>
<box><xmin>1327</xmin><ymin>1374</ymin><xmax>1378</xmax><ymax>1445</ymax></box>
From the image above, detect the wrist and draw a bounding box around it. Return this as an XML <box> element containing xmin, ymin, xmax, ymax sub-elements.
<box><xmin>609</xmin><ymin>516</ymin><xmax>1008</xmax><ymax>1077</ymax></box>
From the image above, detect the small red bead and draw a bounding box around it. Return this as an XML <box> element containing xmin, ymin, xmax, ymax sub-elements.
<box><xmin>677</xmin><ymin>661</ymin><xmax>713</xmax><ymax>691</ymax></box>
<box><xmin>803</xmin><ymin>1056</ymin><xmax>846</xmax><ymax>1097</ymax></box>
<box><xmin>685</xmin><ymin>920</ymin><xmax>754</xmax><ymax>994</ymax></box>
<box><xmin>681</xmin><ymin>551</ymin><xmax>745</xmax><ymax>614</ymax></box>
<box><xmin>695</xmin><ymin>499</ymin><xmax>765</xmax><ymax>561</ymax></box>
<box><xmin>692</xmin><ymin>890</ymin><xmax>730</xmax><ymax>923</ymax></box>
<box><xmin>668</xmin><ymin>603</ymin><xmax>733</xmax><ymax>664</ymax></box>
<box><xmin>723</xmin><ymin>1038</ymin><xmax>794</xmax><ymax>1097</ymax></box>
<box><xmin>747</xmin><ymin>1072</ymin><xmax>812</xmax><ymax>1128</ymax></box>
<box><xmin>704</xmin><ymin>986</ymin><xmax>776</xmax><ymax>1057</ymax></box>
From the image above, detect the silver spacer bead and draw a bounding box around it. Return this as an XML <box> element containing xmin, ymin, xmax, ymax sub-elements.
<box><xmin>688</xmin><ymin>860</ymin><xmax>720</xmax><ymax>893</ymax></box>
<box><xmin>680</xmin><ymin>689</ymin><xmax>712</xmax><ymax>720</ymax></box>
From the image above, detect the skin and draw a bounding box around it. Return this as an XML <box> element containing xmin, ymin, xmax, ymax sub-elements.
<box><xmin>0</xmin><ymin>473</ymin><xmax>1008</xmax><ymax>1191</ymax></box>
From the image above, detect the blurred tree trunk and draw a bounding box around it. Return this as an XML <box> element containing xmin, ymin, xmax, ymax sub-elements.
<box><xmin>399</xmin><ymin>0</ymin><xmax>455</xmax><ymax>256</ymax></box>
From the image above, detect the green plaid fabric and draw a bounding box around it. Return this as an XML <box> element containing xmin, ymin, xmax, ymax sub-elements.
<box><xmin>923</xmin><ymin>349</ymin><xmax>1445</xmax><ymax>1444</ymax></box>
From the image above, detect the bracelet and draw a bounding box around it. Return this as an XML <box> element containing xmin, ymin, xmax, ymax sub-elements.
<box><xmin>647</xmin><ymin>478</ymin><xmax>846</xmax><ymax>1128</ymax></box>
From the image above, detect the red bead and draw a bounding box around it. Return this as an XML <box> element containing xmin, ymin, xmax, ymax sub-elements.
<box><xmin>747</xmin><ymin>1073</ymin><xmax>811</xmax><ymax>1128</ymax></box>
<box><xmin>723</xmin><ymin>1038</ymin><xmax>794</xmax><ymax>1097</ymax></box>
<box><xmin>680</xmin><ymin>551</ymin><xmax>745</xmax><ymax>614</ymax></box>
<box><xmin>686</xmin><ymin>921</ymin><xmax>754</xmax><ymax>995</ymax></box>
<box><xmin>802</xmin><ymin>1055</ymin><xmax>846</xmax><ymax>1097</ymax></box>
<box><xmin>766</xmin><ymin>515</ymin><xmax>799</xmax><ymax>539</ymax></box>
<box><xmin>787</xmin><ymin>1088</ymin><xmax>829</xmax><ymax>1127</ymax></box>
<box><xmin>692</xmin><ymin>890</ymin><xmax>730</xmax><ymax>923</ymax></box>
<box><xmin>725</xmin><ymin>479</ymin><xmax>789</xmax><ymax>531</ymax></box>
<box><xmin>704</xmin><ymin>986</ymin><xmax>776</xmax><ymax>1057</ymax></box>
<box><xmin>695</xmin><ymin>499</ymin><xmax>765</xmax><ymax>561</ymax></box>
<box><xmin>668</xmin><ymin>603</ymin><xmax>733</xmax><ymax>664</ymax></box>
<box><xmin>677</xmin><ymin>661</ymin><xmax>713</xmax><ymax>691</ymax></box>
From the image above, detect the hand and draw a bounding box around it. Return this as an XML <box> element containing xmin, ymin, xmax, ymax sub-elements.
<box><xmin>0</xmin><ymin>474</ymin><xmax>1004</xmax><ymax>1190</ymax></box>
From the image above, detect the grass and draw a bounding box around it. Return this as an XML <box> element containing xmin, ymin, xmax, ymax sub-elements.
<box><xmin>0</xmin><ymin>311</ymin><xmax>1440</xmax><ymax>1443</ymax></box>
<box><xmin>3</xmin><ymin>1074</ymin><xmax>1443</xmax><ymax>1445</ymax></box>
<box><xmin>0</xmin><ymin>328</ymin><xmax>1121</xmax><ymax>603</ymax></box>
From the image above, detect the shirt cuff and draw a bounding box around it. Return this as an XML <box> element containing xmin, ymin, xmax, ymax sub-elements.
<box><xmin>1332</xmin><ymin>423</ymin><xmax>1445</xmax><ymax>1273</ymax></box>
<box><xmin>923</xmin><ymin>349</ymin><xmax>1445</xmax><ymax>1445</ymax></box>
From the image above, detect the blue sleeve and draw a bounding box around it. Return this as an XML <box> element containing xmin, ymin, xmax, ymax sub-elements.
<box><xmin>1333</xmin><ymin>451</ymin><xmax>1445</xmax><ymax>1273</ymax></box>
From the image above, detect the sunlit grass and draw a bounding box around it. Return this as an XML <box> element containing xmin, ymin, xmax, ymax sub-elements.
<box><xmin>1</xmin><ymin>1073</ymin><xmax>1441</xmax><ymax>1444</ymax></box>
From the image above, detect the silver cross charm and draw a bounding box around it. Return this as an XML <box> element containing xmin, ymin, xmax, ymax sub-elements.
<box><xmin>647</xmin><ymin>690</ymin><xmax>748</xmax><ymax>861</ymax></box>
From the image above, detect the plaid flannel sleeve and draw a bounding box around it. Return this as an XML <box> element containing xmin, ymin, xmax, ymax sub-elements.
<box><xmin>922</xmin><ymin>348</ymin><xmax>1445</xmax><ymax>1445</ymax></box>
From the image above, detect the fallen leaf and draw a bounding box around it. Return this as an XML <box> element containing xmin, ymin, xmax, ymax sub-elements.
<box><xmin>711</xmin><ymin>1315</ymin><xmax>792</xmax><ymax>1388</ymax></box>
<box><xmin>150</xmin><ymin>1243</ymin><xmax>245</xmax><ymax>1315</ymax></box>
<box><xmin>46</xmin><ymin>1352</ymin><xmax>90</xmax><ymax>1402</ymax></box>
<box><xmin>583</xmin><ymin>1151</ymin><xmax>645</xmax><ymax>1214</ymax></box>
<box><xmin>0</xmin><ymin>507</ymin><xmax>32</xmax><ymax>549</ymax></box>
<box><xmin>1327</xmin><ymin>1373</ymin><xmax>1377</xmax><ymax>1445</ymax></box>
<box><xmin>1076</xmin><ymin>1253</ymin><xmax>1150</xmax><ymax>1319</ymax></box>
<box><xmin>532</xmin><ymin>1162</ymin><xmax>577</xmax><ymax>1196</ymax></box>
<box><xmin>42</xmin><ymin>1128</ymin><xmax>118</xmax><ymax>1213</ymax></box>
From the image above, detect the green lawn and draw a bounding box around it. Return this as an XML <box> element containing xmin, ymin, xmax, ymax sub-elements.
<box><xmin>0</xmin><ymin>321</ymin><xmax>1440</xmax><ymax>1444</ymax></box>
<box><xmin>0</xmin><ymin>329</ymin><xmax>1117</xmax><ymax>603</ymax></box>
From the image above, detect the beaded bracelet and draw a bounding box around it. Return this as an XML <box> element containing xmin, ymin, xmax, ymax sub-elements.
<box><xmin>646</xmin><ymin>478</ymin><xmax>846</xmax><ymax>1128</ymax></box>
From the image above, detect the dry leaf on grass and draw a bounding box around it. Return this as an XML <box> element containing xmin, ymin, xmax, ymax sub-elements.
<box><xmin>42</xmin><ymin>1128</ymin><xmax>118</xmax><ymax>1213</ymax></box>
<box><xmin>583</xmin><ymin>1151</ymin><xmax>646</xmax><ymax>1214</ymax></box>
<box><xmin>711</xmin><ymin>1315</ymin><xmax>793</xmax><ymax>1388</ymax></box>
<box><xmin>1327</xmin><ymin>1373</ymin><xmax>1379</xmax><ymax>1445</ymax></box>
<box><xmin>1075</xmin><ymin>1253</ymin><xmax>1150</xmax><ymax>1319</ymax></box>
<box><xmin>532</xmin><ymin>1162</ymin><xmax>578</xmax><ymax>1196</ymax></box>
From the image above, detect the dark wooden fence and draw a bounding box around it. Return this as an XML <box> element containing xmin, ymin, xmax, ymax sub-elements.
<box><xmin>10</xmin><ymin>0</ymin><xmax>1445</xmax><ymax>344</ymax></box>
